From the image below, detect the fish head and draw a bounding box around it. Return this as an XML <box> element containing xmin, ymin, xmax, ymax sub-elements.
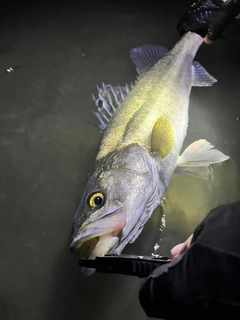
<box><xmin>70</xmin><ymin>169</ymin><xmax>127</xmax><ymax>259</ymax></box>
<box><xmin>71</xmin><ymin>146</ymin><xmax>159</xmax><ymax>260</ymax></box>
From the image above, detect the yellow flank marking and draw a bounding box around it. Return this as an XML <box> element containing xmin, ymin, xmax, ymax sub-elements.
<box><xmin>151</xmin><ymin>116</ymin><xmax>175</xmax><ymax>158</ymax></box>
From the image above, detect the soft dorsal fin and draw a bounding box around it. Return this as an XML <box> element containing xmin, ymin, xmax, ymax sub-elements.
<box><xmin>130</xmin><ymin>44</ymin><xmax>168</xmax><ymax>76</ymax></box>
<box><xmin>192</xmin><ymin>61</ymin><xmax>217</xmax><ymax>87</ymax></box>
<box><xmin>93</xmin><ymin>83</ymin><xmax>134</xmax><ymax>132</ymax></box>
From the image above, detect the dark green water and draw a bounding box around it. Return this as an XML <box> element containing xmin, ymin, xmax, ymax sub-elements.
<box><xmin>1</xmin><ymin>1</ymin><xmax>240</xmax><ymax>319</ymax></box>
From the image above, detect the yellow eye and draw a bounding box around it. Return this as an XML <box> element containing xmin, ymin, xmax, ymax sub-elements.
<box><xmin>88</xmin><ymin>192</ymin><xmax>104</xmax><ymax>208</ymax></box>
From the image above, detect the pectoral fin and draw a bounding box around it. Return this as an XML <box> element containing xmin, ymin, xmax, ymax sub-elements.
<box><xmin>151</xmin><ymin>116</ymin><xmax>175</xmax><ymax>158</ymax></box>
<box><xmin>175</xmin><ymin>139</ymin><xmax>229</xmax><ymax>179</ymax></box>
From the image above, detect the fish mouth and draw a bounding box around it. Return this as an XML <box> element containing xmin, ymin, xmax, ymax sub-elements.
<box><xmin>70</xmin><ymin>205</ymin><xmax>126</xmax><ymax>258</ymax></box>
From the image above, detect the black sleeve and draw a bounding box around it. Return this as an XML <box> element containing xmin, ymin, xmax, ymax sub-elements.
<box><xmin>177</xmin><ymin>0</ymin><xmax>240</xmax><ymax>41</ymax></box>
<box><xmin>139</xmin><ymin>202</ymin><xmax>240</xmax><ymax>320</ymax></box>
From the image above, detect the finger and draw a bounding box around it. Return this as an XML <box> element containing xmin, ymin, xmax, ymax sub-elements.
<box><xmin>182</xmin><ymin>234</ymin><xmax>193</xmax><ymax>252</ymax></box>
<box><xmin>171</xmin><ymin>243</ymin><xmax>184</xmax><ymax>259</ymax></box>
<box><xmin>203</xmin><ymin>36</ymin><xmax>214</xmax><ymax>45</ymax></box>
<box><xmin>171</xmin><ymin>234</ymin><xmax>194</xmax><ymax>259</ymax></box>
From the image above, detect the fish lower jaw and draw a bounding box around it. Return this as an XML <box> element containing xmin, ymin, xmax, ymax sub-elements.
<box><xmin>71</xmin><ymin>231</ymin><xmax>120</xmax><ymax>258</ymax></box>
<box><xmin>89</xmin><ymin>235</ymin><xmax>119</xmax><ymax>258</ymax></box>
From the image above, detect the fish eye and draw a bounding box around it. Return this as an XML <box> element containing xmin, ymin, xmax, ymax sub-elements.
<box><xmin>87</xmin><ymin>192</ymin><xmax>104</xmax><ymax>208</ymax></box>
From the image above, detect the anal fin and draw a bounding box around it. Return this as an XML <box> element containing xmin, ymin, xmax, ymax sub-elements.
<box><xmin>192</xmin><ymin>61</ymin><xmax>217</xmax><ymax>87</ymax></box>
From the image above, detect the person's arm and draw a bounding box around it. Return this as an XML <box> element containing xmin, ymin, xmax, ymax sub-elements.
<box><xmin>177</xmin><ymin>0</ymin><xmax>240</xmax><ymax>44</ymax></box>
<box><xmin>139</xmin><ymin>202</ymin><xmax>240</xmax><ymax>319</ymax></box>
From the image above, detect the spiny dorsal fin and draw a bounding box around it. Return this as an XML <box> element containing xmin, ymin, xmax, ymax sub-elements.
<box><xmin>93</xmin><ymin>83</ymin><xmax>134</xmax><ymax>132</ymax></box>
<box><xmin>130</xmin><ymin>44</ymin><xmax>168</xmax><ymax>76</ymax></box>
<box><xmin>192</xmin><ymin>61</ymin><xmax>217</xmax><ymax>87</ymax></box>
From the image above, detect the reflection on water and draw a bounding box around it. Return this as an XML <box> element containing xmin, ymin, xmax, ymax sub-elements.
<box><xmin>163</xmin><ymin>160</ymin><xmax>239</xmax><ymax>235</ymax></box>
<box><xmin>124</xmin><ymin>157</ymin><xmax>240</xmax><ymax>258</ymax></box>
<box><xmin>1</xmin><ymin>1</ymin><xmax>240</xmax><ymax>320</ymax></box>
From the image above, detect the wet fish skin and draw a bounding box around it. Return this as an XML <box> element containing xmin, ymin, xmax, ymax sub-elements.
<box><xmin>71</xmin><ymin>144</ymin><xmax>161</xmax><ymax>258</ymax></box>
<box><xmin>71</xmin><ymin>32</ymin><xmax>229</xmax><ymax>264</ymax></box>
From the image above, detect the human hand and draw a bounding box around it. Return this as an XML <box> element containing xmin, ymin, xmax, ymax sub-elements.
<box><xmin>171</xmin><ymin>234</ymin><xmax>193</xmax><ymax>259</ymax></box>
<box><xmin>139</xmin><ymin>202</ymin><xmax>240</xmax><ymax>320</ymax></box>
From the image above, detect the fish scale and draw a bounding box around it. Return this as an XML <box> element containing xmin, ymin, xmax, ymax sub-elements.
<box><xmin>71</xmin><ymin>32</ymin><xmax>229</xmax><ymax>275</ymax></box>
<box><xmin>97</xmin><ymin>61</ymin><xmax>192</xmax><ymax>160</ymax></box>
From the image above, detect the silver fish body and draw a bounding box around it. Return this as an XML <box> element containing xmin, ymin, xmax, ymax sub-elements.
<box><xmin>71</xmin><ymin>32</ymin><xmax>229</xmax><ymax>268</ymax></box>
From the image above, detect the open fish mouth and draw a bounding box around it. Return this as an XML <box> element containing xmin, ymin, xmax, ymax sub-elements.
<box><xmin>70</xmin><ymin>206</ymin><xmax>126</xmax><ymax>258</ymax></box>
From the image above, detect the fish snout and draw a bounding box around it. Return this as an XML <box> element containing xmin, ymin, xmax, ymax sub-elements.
<box><xmin>70</xmin><ymin>206</ymin><xmax>126</xmax><ymax>258</ymax></box>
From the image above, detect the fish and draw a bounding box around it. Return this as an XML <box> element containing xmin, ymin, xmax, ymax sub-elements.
<box><xmin>70</xmin><ymin>32</ymin><xmax>229</xmax><ymax>274</ymax></box>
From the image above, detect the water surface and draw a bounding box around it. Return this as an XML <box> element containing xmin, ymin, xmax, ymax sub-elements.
<box><xmin>1</xmin><ymin>1</ymin><xmax>240</xmax><ymax>319</ymax></box>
